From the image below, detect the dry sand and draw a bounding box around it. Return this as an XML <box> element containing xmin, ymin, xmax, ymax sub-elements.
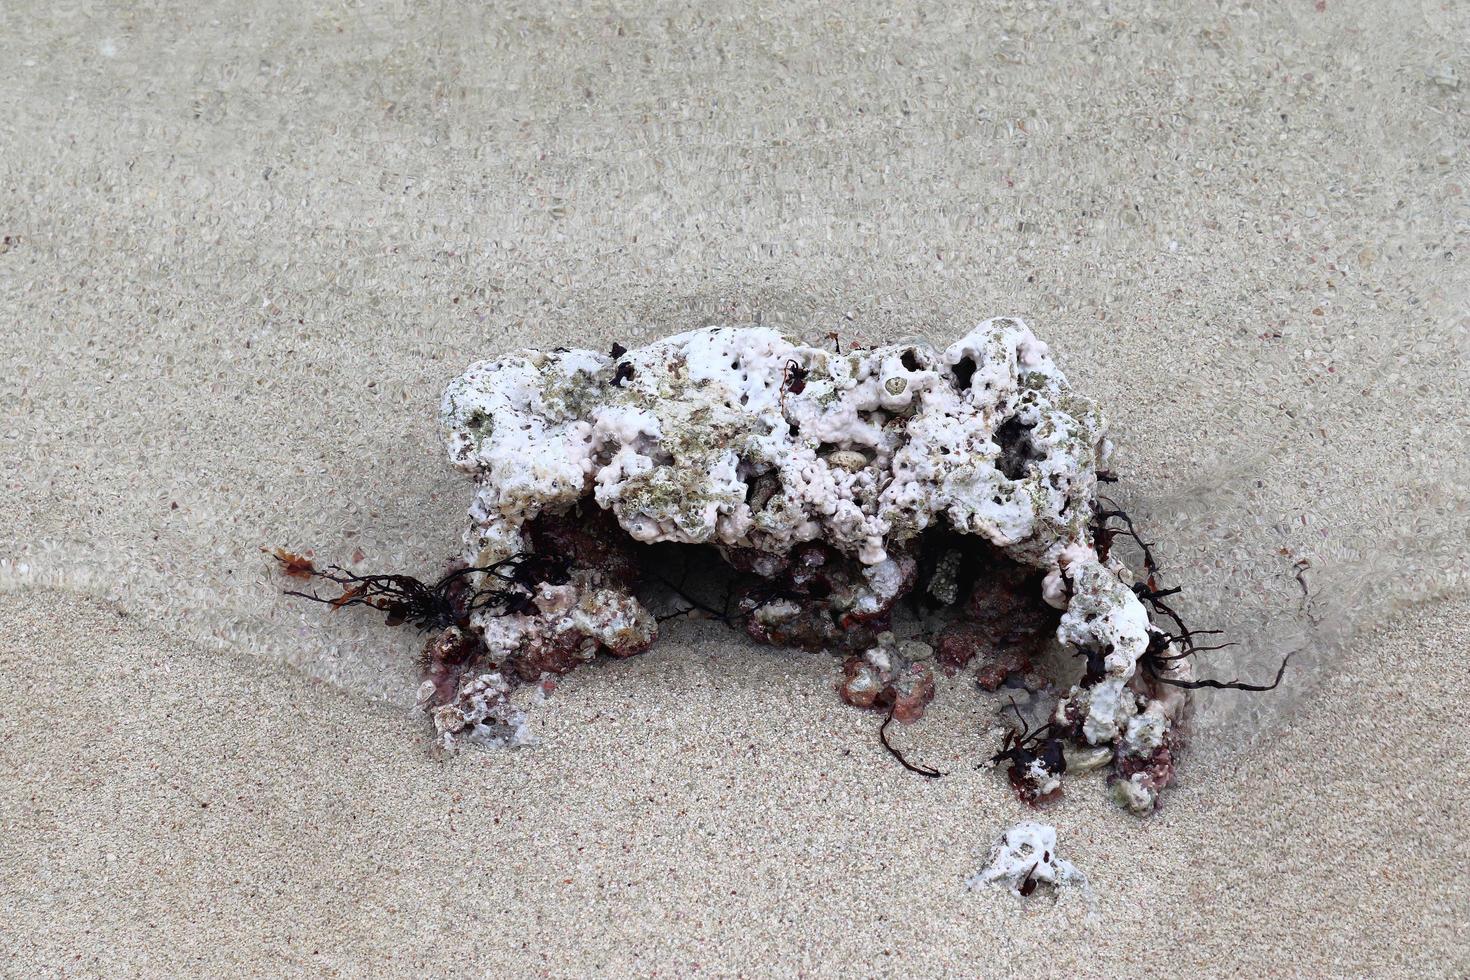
<box><xmin>3</xmin><ymin>588</ymin><xmax>1469</xmax><ymax>975</ymax></box>
<box><xmin>2</xmin><ymin>0</ymin><xmax>1467</xmax><ymax>975</ymax></box>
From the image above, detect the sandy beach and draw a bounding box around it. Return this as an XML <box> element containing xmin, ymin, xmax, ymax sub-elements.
<box><xmin>3</xmin><ymin>0</ymin><xmax>1466</xmax><ymax>974</ymax></box>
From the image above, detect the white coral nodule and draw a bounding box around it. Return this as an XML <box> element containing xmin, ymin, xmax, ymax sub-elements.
<box><xmin>967</xmin><ymin>821</ymin><xmax>1088</xmax><ymax>899</ymax></box>
<box><xmin>418</xmin><ymin>318</ymin><xmax>1200</xmax><ymax>811</ymax></box>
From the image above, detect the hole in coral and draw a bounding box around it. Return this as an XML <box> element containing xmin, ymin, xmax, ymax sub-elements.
<box><xmin>995</xmin><ymin>415</ymin><xmax>1041</xmax><ymax>480</ymax></box>
<box><xmin>817</xmin><ymin>443</ymin><xmax>870</xmax><ymax>461</ymax></box>
<box><xmin>614</xmin><ymin>513</ymin><xmax>1065</xmax><ymax>698</ymax></box>
<box><xmin>901</xmin><ymin>349</ymin><xmax>923</xmax><ymax>372</ymax></box>
<box><xmin>952</xmin><ymin>356</ymin><xmax>977</xmax><ymax>390</ymax></box>
<box><xmin>744</xmin><ymin>472</ymin><xmax>780</xmax><ymax>510</ymax></box>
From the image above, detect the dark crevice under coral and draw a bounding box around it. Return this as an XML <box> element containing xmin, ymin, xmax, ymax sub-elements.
<box><xmin>276</xmin><ymin>502</ymin><xmax>1072</xmax><ymax>778</ymax></box>
<box><xmin>275</xmin><ymin>488</ymin><xmax>1288</xmax><ymax>812</ymax></box>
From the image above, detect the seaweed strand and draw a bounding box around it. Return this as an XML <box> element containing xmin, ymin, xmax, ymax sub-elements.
<box><xmin>880</xmin><ymin>710</ymin><xmax>944</xmax><ymax>779</ymax></box>
<box><xmin>272</xmin><ymin>550</ymin><xmax>567</xmax><ymax>631</ymax></box>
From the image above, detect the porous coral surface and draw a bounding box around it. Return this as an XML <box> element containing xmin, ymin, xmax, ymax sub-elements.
<box><xmin>967</xmin><ymin>821</ymin><xmax>1088</xmax><ymax>898</ymax></box>
<box><xmin>432</xmin><ymin>320</ymin><xmax>1194</xmax><ymax>811</ymax></box>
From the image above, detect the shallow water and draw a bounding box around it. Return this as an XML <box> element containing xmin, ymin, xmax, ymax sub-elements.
<box><xmin>2</xmin><ymin>0</ymin><xmax>1466</xmax><ymax>751</ymax></box>
<box><xmin>3</xmin><ymin>313</ymin><xmax>1465</xmax><ymax>752</ymax></box>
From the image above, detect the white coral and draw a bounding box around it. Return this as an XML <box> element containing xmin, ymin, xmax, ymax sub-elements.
<box><xmin>967</xmin><ymin>821</ymin><xmax>1087</xmax><ymax>898</ymax></box>
<box><xmin>431</xmin><ymin>671</ymin><xmax>533</xmax><ymax>753</ymax></box>
<box><xmin>440</xmin><ymin>319</ymin><xmax>1187</xmax><ymax>808</ymax></box>
<box><xmin>442</xmin><ymin>318</ymin><xmax>1102</xmax><ymax>571</ymax></box>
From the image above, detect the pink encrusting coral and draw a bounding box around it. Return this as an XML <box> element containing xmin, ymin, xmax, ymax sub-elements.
<box><xmin>414</xmin><ymin>318</ymin><xmax>1206</xmax><ymax>813</ymax></box>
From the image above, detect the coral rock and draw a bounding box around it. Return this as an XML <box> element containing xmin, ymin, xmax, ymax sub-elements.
<box><xmin>431</xmin><ymin>671</ymin><xmax>533</xmax><ymax>753</ymax></box>
<box><xmin>434</xmin><ymin>319</ymin><xmax>1192</xmax><ymax>812</ymax></box>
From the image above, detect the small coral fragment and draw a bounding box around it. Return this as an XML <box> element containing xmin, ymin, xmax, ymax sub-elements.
<box><xmin>428</xmin><ymin>670</ymin><xmax>533</xmax><ymax>753</ymax></box>
<box><xmin>967</xmin><ymin>821</ymin><xmax>1087</xmax><ymax>899</ymax></box>
<box><xmin>837</xmin><ymin>633</ymin><xmax>937</xmax><ymax>722</ymax></box>
<box><xmin>990</xmin><ymin>697</ymin><xmax>1069</xmax><ymax>805</ymax></box>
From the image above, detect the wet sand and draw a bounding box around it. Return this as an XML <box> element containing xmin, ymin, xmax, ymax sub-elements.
<box><xmin>2</xmin><ymin>0</ymin><xmax>1466</xmax><ymax>974</ymax></box>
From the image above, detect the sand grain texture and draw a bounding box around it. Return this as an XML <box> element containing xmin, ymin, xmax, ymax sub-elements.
<box><xmin>2</xmin><ymin>0</ymin><xmax>1466</xmax><ymax>975</ymax></box>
